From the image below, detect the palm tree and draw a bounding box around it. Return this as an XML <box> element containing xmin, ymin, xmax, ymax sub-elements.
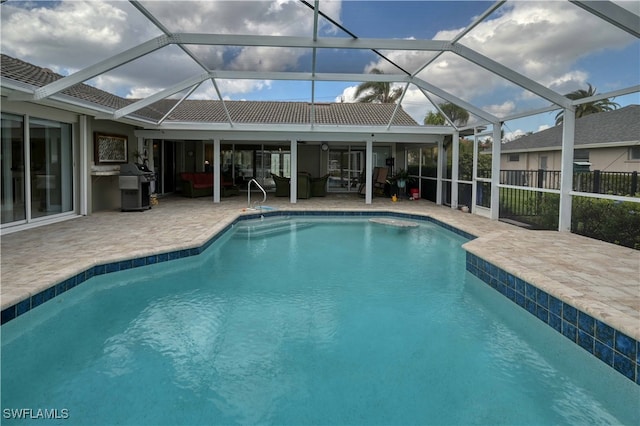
<box><xmin>555</xmin><ymin>83</ymin><xmax>620</xmax><ymax>125</ymax></box>
<box><xmin>423</xmin><ymin>102</ymin><xmax>469</xmax><ymax>127</ymax></box>
<box><xmin>424</xmin><ymin>111</ymin><xmax>446</xmax><ymax>125</ymax></box>
<box><xmin>354</xmin><ymin>68</ymin><xmax>403</xmax><ymax>103</ymax></box>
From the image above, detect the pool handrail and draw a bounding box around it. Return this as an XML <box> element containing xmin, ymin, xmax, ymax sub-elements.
<box><xmin>247</xmin><ymin>178</ymin><xmax>267</xmax><ymax>210</ymax></box>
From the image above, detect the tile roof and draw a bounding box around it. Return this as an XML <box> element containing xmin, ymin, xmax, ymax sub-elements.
<box><xmin>1</xmin><ymin>54</ymin><xmax>417</xmax><ymax>126</ymax></box>
<box><xmin>501</xmin><ymin>105</ymin><xmax>640</xmax><ymax>152</ymax></box>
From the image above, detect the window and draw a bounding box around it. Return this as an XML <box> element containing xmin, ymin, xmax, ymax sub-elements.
<box><xmin>629</xmin><ymin>146</ymin><xmax>640</xmax><ymax>160</ymax></box>
<box><xmin>1</xmin><ymin>114</ymin><xmax>74</xmax><ymax>228</ymax></box>
<box><xmin>540</xmin><ymin>156</ymin><xmax>548</xmax><ymax>170</ymax></box>
<box><xmin>508</xmin><ymin>154</ymin><xmax>520</xmax><ymax>162</ymax></box>
<box><xmin>574</xmin><ymin>149</ymin><xmax>589</xmax><ymax>162</ymax></box>
<box><xmin>29</xmin><ymin>118</ymin><xmax>74</xmax><ymax>219</ymax></box>
<box><xmin>1</xmin><ymin>113</ymin><xmax>26</xmax><ymax>224</ymax></box>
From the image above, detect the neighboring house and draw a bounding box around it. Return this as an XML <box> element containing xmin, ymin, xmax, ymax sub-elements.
<box><xmin>500</xmin><ymin>105</ymin><xmax>640</xmax><ymax>174</ymax></box>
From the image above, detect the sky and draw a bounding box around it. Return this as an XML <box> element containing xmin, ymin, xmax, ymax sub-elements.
<box><xmin>1</xmin><ymin>0</ymin><xmax>639</xmax><ymax>140</ymax></box>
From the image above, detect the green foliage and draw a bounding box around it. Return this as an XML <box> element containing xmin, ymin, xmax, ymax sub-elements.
<box><xmin>423</xmin><ymin>102</ymin><xmax>470</xmax><ymax>127</ymax></box>
<box><xmin>451</xmin><ymin>139</ymin><xmax>492</xmax><ymax>181</ymax></box>
<box><xmin>424</xmin><ymin>111</ymin><xmax>446</xmax><ymax>125</ymax></box>
<box><xmin>498</xmin><ymin>190</ymin><xmax>559</xmax><ymax>230</ymax></box>
<box><xmin>354</xmin><ymin>68</ymin><xmax>403</xmax><ymax>103</ymax></box>
<box><xmin>572</xmin><ymin>196</ymin><xmax>640</xmax><ymax>250</ymax></box>
<box><xmin>555</xmin><ymin>83</ymin><xmax>620</xmax><ymax>125</ymax></box>
<box><xmin>499</xmin><ymin>189</ymin><xmax>639</xmax><ymax>249</ymax></box>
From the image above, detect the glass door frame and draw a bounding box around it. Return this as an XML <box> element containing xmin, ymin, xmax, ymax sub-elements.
<box><xmin>327</xmin><ymin>146</ymin><xmax>364</xmax><ymax>193</ymax></box>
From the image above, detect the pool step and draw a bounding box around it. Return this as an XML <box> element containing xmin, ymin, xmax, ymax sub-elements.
<box><xmin>233</xmin><ymin>217</ymin><xmax>314</xmax><ymax>238</ymax></box>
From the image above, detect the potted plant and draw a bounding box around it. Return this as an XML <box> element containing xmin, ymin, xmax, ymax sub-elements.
<box><xmin>392</xmin><ymin>169</ymin><xmax>411</xmax><ymax>188</ymax></box>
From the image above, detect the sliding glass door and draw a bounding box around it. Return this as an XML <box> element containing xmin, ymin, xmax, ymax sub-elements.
<box><xmin>1</xmin><ymin>114</ymin><xmax>74</xmax><ymax>227</ymax></box>
<box><xmin>29</xmin><ymin>118</ymin><xmax>73</xmax><ymax>219</ymax></box>
<box><xmin>1</xmin><ymin>114</ymin><xmax>26</xmax><ymax>224</ymax></box>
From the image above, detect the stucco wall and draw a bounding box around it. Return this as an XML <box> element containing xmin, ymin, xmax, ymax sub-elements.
<box><xmin>501</xmin><ymin>147</ymin><xmax>640</xmax><ymax>173</ymax></box>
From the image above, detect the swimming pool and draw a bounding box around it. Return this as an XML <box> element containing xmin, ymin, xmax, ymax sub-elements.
<box><xmin>2</xmin><ymin>216</ymin><xmax>638</xmax><ymax>425</ymax></box>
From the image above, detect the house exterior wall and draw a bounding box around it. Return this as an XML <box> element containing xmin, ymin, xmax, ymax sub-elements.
<box><xmin>589</xmin><ymin>146</ymin><xmax>640</xmax><ymax>173</ymax></box>
<box><xmin>298</xmin><ymin>145</ymin><xmax>319</xmax><ymax>176</ymax></box>
<box><xmin>501</xmin><ymin>146</ymin><xmax>640</xmax><ymax>173</ymax></box>
<box><xmin>89</xmin><ymin>118</ymin><xmax>140</xmax><ymax>213</ymax></box>
<box><xmin>500</xmin><ymin>150</ymin><xmax>562</xmax><ymax>171</ymax></box>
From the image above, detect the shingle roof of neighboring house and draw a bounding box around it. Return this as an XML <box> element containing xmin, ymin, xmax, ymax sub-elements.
<box><xmin>0</xmin><ymin>54</ymin><xmax>417</xmax><ymax>126</ymax></box>
<box><xmin>501</xmin><ymin>105</ymin><xmax>640</xmax><ymax>152</ymax></box>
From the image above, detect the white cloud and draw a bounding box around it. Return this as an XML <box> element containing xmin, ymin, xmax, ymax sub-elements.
<box><xmin>0</xmin><ymin>0</ymin><xmax>340</xmax><ymax>98</ymax></box>
<box><xmin>365</xmin><ymin>1</ymin><xmax>636</xmax><ymax>115</ymax></box>
<box><xmin>335</xmin><ymin>85</ymin><xmax>358</xmax><ymax>103</ymax></box>
<box><xmin>217</xmin><ymin>79</ymin><xmax>273</xmax><ymax>96</ymax></box>
<box><xmin>483</xmin><ymin>101</ymin><xmax>516</xmax><ymax>118</ymax></box>
<box><xmin>126</xmin><ymin>86</ymin><xmax>160</xmax><ymax>100</ymax></box>
<box><xmin>1</xmin><ymin>1</ymin><xmax>151</xmax><ymax>69</ymax></box>
<box><xmin>503</xmin><ymin>129</ymin><xmax>527</xmax><ymax>142</ymax></box>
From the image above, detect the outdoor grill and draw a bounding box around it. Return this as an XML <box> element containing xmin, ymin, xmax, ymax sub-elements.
<box><xmin>118</xmin><ymin>163</ymin><xmax>155</xmax><ymax>212</ymax></box>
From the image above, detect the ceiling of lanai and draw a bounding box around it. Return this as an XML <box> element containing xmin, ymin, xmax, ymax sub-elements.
<box><xmin>1</xmin><ymin>0</ymin><xmax>638</xmax><ymax>135</ymax></box>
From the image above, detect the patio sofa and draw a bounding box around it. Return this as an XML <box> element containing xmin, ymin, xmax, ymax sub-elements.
<box><xmin>180</xmin><ymin>172</ymin><xmax>239</xmax><ymax>198</ymax></box>
<box><xmin>271</xmin><ymin>172</ymin><xmax>314</xmax><ymax>198</ymax></box>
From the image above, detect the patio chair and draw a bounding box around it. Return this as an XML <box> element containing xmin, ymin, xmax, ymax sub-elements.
<box><xmin>271</xmin><ymin>173</ymin><xmax>290</xmax><ymax>196</ymax></box>
<box><xmin>358</xmin><ymin>167</ymin><xmax>380</xmax><ymax>197</ymax></box>
<box><xmin>310</xmin><ymin>174</ymin><xmax>330</xmax><ymax>197</ymax></box>
<box><xmin>373</xmin><ymin>167</ymin><xmax>389</xmax><ymax>196</ymax></box>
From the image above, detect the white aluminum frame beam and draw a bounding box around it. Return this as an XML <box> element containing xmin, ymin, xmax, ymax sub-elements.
<box><xmin>451</xmin><ymin>44</ymin><xmax>573</xmax><ymax>108</ymax></box>
<box><xmin>558</xmin><ymin>110</ymin><xmax>576</xmax><ymax>231</ymax></box>
<box><xmin>130</xmin><ymin>1</ymin><xmax>210</xmax><ymax>71</ymax></box>
<box><xmin>413</xmin><ymin>78</ymin><xmax>498</xmax><ymax>123</ymax></box>
<box><xmin>158</xmin><ymin>83</ymin><xmax>200</xmax><ymax>125</ymax></box>
<box><xmin>134</xmin><ymin>127</ymin><xmax>447</xmax><ymax>143</ymax></box>
<box><xmin>451</xmin><ymin>130</ymin><xmax>460</xmax><ymax>209</ymax></box>
<box><xmin>111</xmin><ymin>73</ymin><xmax>212</xmax><ymax>119</ymax></box>
<box><xmin>410</xmin><ymin>1</ymin><xmax>505</xmax><ymax>78</ymax></box>
<box><xmin>28</xmin><ymin>35</ymin><xmax>171</xmax><ymax>100</ymax></box>
<box><xmin>490</xmin><ymin>123</ymin><xmax>502</xmax><ymax>220</ymax></box>
<box><xmin>172</xmin><ymin>33</ymin><xmax>451</xmax><ymax>51</ymax></box>
<box><xmin>570</xmin><ymin>0</ymin><xmax>640</xmax><ymax>38</ymax></box>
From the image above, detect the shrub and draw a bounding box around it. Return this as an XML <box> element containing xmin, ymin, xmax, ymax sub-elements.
<box><xmin>571</xmin><ymin>196</ymin><xmax>640</xmax><ymax>250</ymax></box>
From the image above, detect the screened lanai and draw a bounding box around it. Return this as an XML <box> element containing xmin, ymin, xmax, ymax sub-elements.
<box><xmin>1</xmin><ymin>0</ymin><xmax>638</xmax><ymax>234</ymax></box>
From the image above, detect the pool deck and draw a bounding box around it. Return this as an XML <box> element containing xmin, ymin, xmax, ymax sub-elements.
<box><xmin>1</xmin><ymin>194</ymin><xmax>639</xmax><ymax>341</ymax></box>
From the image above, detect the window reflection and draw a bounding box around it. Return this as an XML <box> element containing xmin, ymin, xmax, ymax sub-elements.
<box><xmin>29</xmin><ymin>118</ymin><xmax>73</xmax><ymax>219</ymax></box>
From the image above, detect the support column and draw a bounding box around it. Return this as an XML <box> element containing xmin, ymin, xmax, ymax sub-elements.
<box><xmin>79</xmin><ymin>115</ymin><xmax>89</xmax><ymax>215</ymax></box>
<box><xmin>558</xmin><ymin>110</ymin><xmax>575</xmax><ymax>231</ymax></box>
<box><xmin>471</xmin><ymin>130</ymin><xmax>478</xmax><ymax>212</ymax></box>
<box><xmin>290</xmin><ymin>139</ymin><xmax>297</xmax><ymax>203</ymax></box>
<box><xmin>436</xmin><ymin>138</ymin><xmax>443</xmax><ymax>205</ymax></box>
<box><xmin>451</xmin><ymin>131</ymin><xmax>459</xmax><ymax>209</ymax></box>
<box><xmin>490</xmin><ymin>123</ymin><xmax>502</xmax><ymax>220</ymax></box>
<box><xmin>213</xmin><ymin>139</ymin><xmax>220</xmax><ymax>203</ymax></box>
<box><xmin>365</xmin><ymin>139</ymin><xmax>373</xmax><ymax>204</ymax></box>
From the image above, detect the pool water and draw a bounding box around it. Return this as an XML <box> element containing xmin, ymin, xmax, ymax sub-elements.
<box><xmin>2</xmin><ymin>217</ymin><xmax>639</xmax><ymax>425</ymax></box>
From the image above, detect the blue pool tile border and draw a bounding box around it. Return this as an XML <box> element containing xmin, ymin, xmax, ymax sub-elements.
<box><xmin>466</xmin><ymin>251</ymin><xmax>639</xmax><ymax>385</ymax></box>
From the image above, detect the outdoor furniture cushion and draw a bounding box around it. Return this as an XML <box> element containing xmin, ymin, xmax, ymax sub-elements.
<box><xmin>271</xmin><ymin>173</ymin><xmax>290</xmax><ymax>197</ymax></box>
<box><xmin>297</xmin><ymin>172</ymin><xmax>312</xmax><ymax>199</ymax></box>
<box><xmin>180</xmin><ymin>172</ymin><xmax>239</xmax><ymax>198</ymax></box>
<box><xmin>310</xmin><ymin>174</ymin><xmax>330</xmax><ymax>197</ymax></box>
